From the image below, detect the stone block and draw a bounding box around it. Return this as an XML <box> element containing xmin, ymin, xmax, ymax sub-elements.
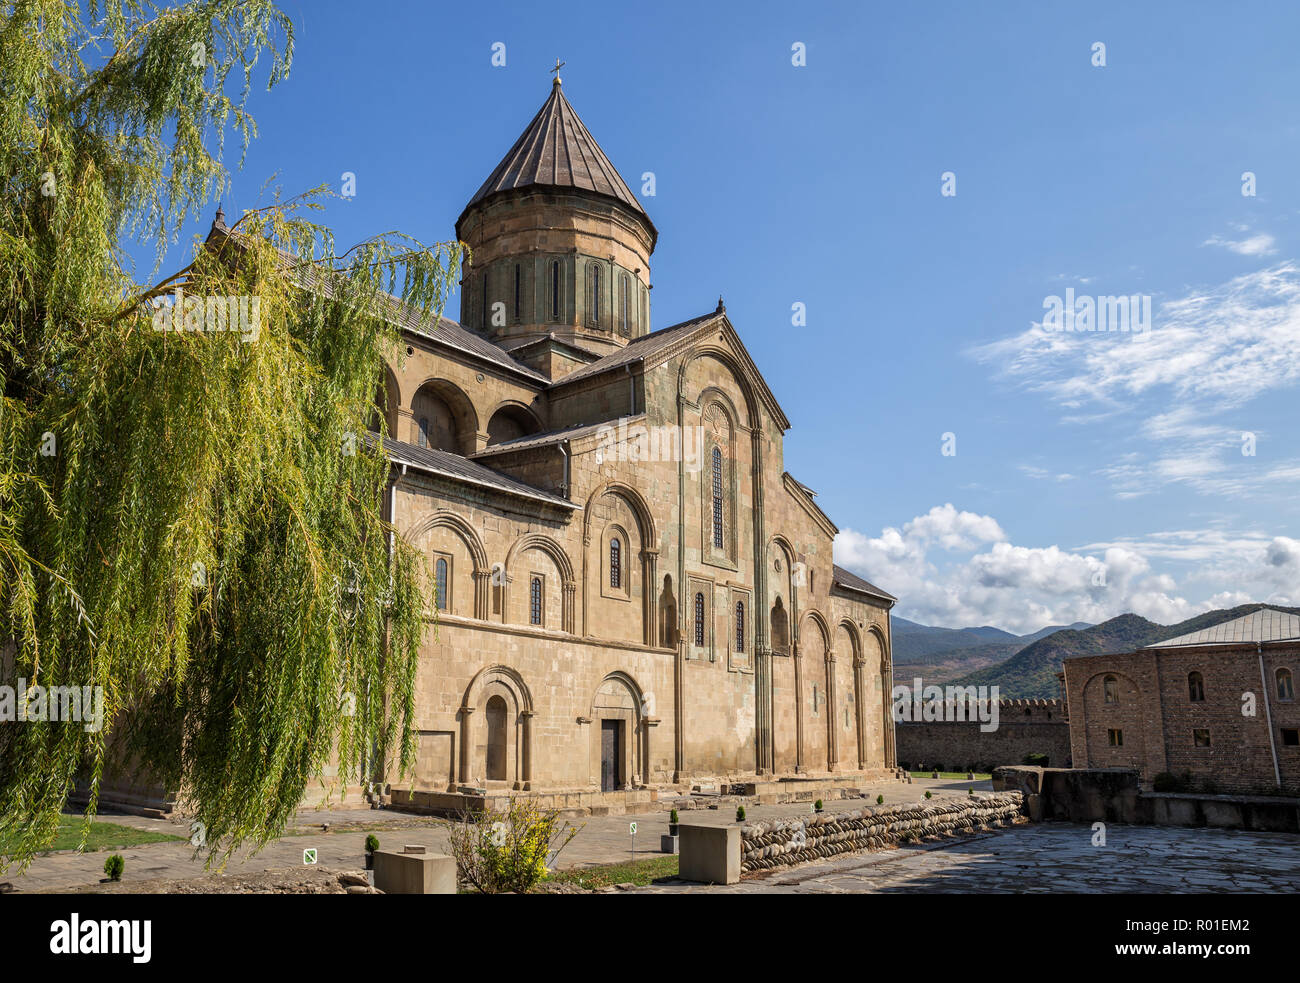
<box><xmin>677</xmin><ymin>823</ymin><xmax>740</xmax><ymax>885</ymax></box>
<box><xmin>660</xmin><ymin>833</ymin><xmax>678</xmax><ymax>854</ymax></box>
<box><xmin>373</xmin><ymin>849</ymin><xmax>457</xmax><ymax>895</ymax></box>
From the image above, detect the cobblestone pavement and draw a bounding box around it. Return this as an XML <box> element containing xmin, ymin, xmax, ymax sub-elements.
<box><xmin>5</xmin><ymin>776</ymin><xmax>968</xmax><ymax>893</ymax></box>
<box><xmin>631</xmin><ymin>823</ymin><xmax>1300</xmax><ymax>894</ymax></box>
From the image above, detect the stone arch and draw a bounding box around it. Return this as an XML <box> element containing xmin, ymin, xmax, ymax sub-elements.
<box><xmin>485</xmin><ymin>400</ymin><xmax>542</xmax><ymax>446</ymax></box>
<box><xmin>802</xmin><ymin>610</ymin><xmax>835</xmax><ymax>770</ymax></box>
<box><xmin>403</xmin><ymin>510</ymin><xmax>490</xmax><ymax>619</ymax></box>
<box><xmin>838</xmin><ymin>619</ymin><xmax>864</xmax><ymax>770</ymax></box>
<box><xmin>410</xmin><ymin>378</ymin><xmax>479</xmax><ymax>454</ymax></box>
<box><xmin>459</xmin><ymin>664</ymin><xmax>535</xmax><ymax>789</ymax></box>
<box><xmin>865</xmin><ymin>623</ymin><xmax>895</xmax><ymax>769</ymax></box>
<box><xmin>372</xmin><ymin>364</ymin><xmax>401</xmax><ymax>436</ymax></box>
<box><xmin>1081</xmin><ymin>670</ymin><xmax>1145</xmax><ymax>773</ymax></box>
<box><xmin>677</xmin><ymin>346</ymin><xmax>759</xmax><ymax>431</ymax></box>
<box><xmin>504</xmin><ymin>533</ymin><xmax>575</xmax><ymax>632</ymax></box>
<box><xmin>587</xmin><ymin>671</ymin><xmax>651</xmax><ymax>790</ymax></box>
<box><xmin>582</xmin><ymin>481</ymin><xmax>658</xmax><ymax>644</ymax></box>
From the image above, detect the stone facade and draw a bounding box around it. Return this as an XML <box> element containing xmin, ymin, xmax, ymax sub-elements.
<box><xmin>1062</xmin><ymin>636</ymin><xmax>1300</xmax><ymax>796</ymax></box>
<box><xmin>373</xmin><ymin>81</ymin><xmax>900</xmax><ymax>805</ymax></box>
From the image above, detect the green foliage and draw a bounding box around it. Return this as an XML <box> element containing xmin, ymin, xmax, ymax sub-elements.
<box><xmin>0</xmin><ymin>0</ymin><xmax>459</xmax><ymax>870</ymax></box>
<box><xmin>924</xmin><ymin>790</ymin><xmax>932</xmax><ymax>799</ymax></box>
<box><xmin>1152</xmin><ymin>772</ymin><xmax>1184</xmax><ymax>793</ymax></box>
<box><xmin>103</xmin><ymin>853</ymin><xmax>124</xmax><ymax>880</ymax></box>
<box><xmin>447</xmin><ymin>802</ymin><xmax>583</xmax><ymax>895</ymax></box>
<box><xmin>668</xmin><ymin>808</ymin><xmax>678</xmax><ymax>825</ymax></box>
<box><xmin>735</xmin><ymin>805</ymin><xmax>745</xmax><ymax>822</ymax></box>
<box><xmin>876</xmin><ymin>794</ymin><xmax>884</xmax><ymax>805</ymax></box>
<box><xmin>364</xmin><ymin>834</ymin><xmax>379</xmax><ymax>854</ymax></box>
<box><xmin>1023</xmin><ymin>753</ymin><xmax>1050</xmax><ymax>767</ymax></box>
<box><xmin>814</xmin><ymin>799</ymin><xmax>823</xmax><ymax>811</ymax></box>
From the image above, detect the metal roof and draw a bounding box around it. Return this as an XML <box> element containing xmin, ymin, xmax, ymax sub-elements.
<box><xmin>1145</xmin><ymin>607</ymin><xmax>1300</xmax><ymax>648</ymax></box>
<box><xmin>832</xmin><ymin>564</ymin><xmax>897</xmax><ymax>603</ymax></box>
<box><xmin>461</xmin><ymin>79</ymin><xmax>652</xmax><ymax>230</ymax></box>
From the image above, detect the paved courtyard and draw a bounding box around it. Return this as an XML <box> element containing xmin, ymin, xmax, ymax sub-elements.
<box><xmin>634</xmin><ymin>822</ymin><xmax>1300</xmax><ymax>894</ymax></box>
<box><xmin>6</xmin><ymin>775</ymin><xmax>1298</xmax><ymax>894</ymax></box>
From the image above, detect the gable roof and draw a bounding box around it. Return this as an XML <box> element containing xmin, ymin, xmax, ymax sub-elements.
<box><xmin>367</xmin><ymin>433</ymin><xmax>577</xmax><ymax>510</ymax></box>
<box><xmin>832</xmin><ymin>564</ymin><xmax>897</xmax><ymax>604</ymax></box>
<box><xmin>1145</xmin><ymin>607</ymin><xmax>1300</xmax><ymax>648</ymax></box>
<box><xmin>548</xmin><ymin>306</ymin><xmax>792</xmax><ymax>431</ymax></box>
<box><xmin>459</xmin><ymin>79</ymin><xmax>654</xmax><ymax>239</ymax></box>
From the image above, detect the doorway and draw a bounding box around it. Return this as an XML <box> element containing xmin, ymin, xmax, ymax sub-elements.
<box><xmin>600</xmin><ymin>719</ymin><xmax>622</xmax><ymax>792</ymax></box>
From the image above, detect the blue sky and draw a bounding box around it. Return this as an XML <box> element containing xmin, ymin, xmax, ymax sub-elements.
<box><xmin>141</xmin><ymin>0</ymin><xmax>1300</xmax><ymax>633</ymax></box>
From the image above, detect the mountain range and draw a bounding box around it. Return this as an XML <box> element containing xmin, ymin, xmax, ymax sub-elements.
<box><xmin>945</xmin><ymin>603</ymin><xmax>1300</xmax><ymax>699</ymax></box>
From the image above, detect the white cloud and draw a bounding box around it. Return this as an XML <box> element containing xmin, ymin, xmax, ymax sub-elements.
<box><xmin>835</xmin><ymin>507</ymin><xmax>1300</xmax><ymax>633</ymax></box>
<box><xmin>1204</xmin><ymin>232</ymin><xmax>1277</xmax><ymax>256</ymax></box>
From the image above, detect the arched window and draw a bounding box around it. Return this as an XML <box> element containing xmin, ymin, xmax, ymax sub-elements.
<box><xmin>771</xmin><ymin>596</ymin><xmax>790</xmax><ymax>655</ymax></box>
<box><xmin>1188</xmin><ymin>671</ymin><xmax>1205</xmax><ymax>702</ymax></box>
<box><xmin>694</xmin><ymin>592</ymin><xmax>705</xmax><ymax>646</ymax></box>
<box><xmin>735</xmin><ymin>600</ymin><xmax>745</xmax><ymax>652</ymax></box>
<box><xmin>1103</xmin><ymin>674</ymin><xmax>1119</xmax><ymax>705</ymax></box>
<box><xmin>513</xmin><ymin>263</ymin><xmax>522</xmax><ymax>322</ymax></box>
<box><xmin>588</xmin><ymin>262</ymin><xmax>601</xmax><ymax>327</ymax></box>
<box><xmin>529</xmin><ymin>576</ymin><xmax>543</xmax><ymax>626</ymax></box>
<box><xmin>619</xmin><ymin>274</ymin><xmax>629</xmax><ymax>336</ymax></box>
<box><xmin>418</xmin><ymin>417</ymin><xmax>430</xmax><ymax>448</ymax></box>
<box><xmin>609</xmin><ymin>537</ymin><xmax>621</xmax><ymax>589</ymax></box>
<box><xmin>481</xmin><ymin>269</ymin><xmax>489</xmax><ymax>330</ymax></box>
<box><xmin>435</xmin><ymin>557</ymin><xmax>448</xmax><ymax>612</ymax></box>
<box><xmin>1278</xmin><ymin>667</ymin><xmax>1295</xmax><ymax>701</ymax></box>
<box><xmin>551</xmin><ymin>260</ymin><xmax>560</xmax><ymax>320</ymax></box>
<box><xmin>711</xmin><ymin>446</ymin><xmax>724</xmax><ymax>549</ymax></box>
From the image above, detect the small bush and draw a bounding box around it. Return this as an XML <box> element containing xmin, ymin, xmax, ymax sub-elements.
<box><xmin>103</xmin><ymin>854</ymin><xmax>124</xmax><ymax>881</ymax></box>
<box><xmin>924</xmin><ymin>790</ymin><xmax>932</xmax><ymax>799</ymax></box>
<box><xmin>365</xmin><ymin>834</ymin><xmax>379</xmax><ymax>854</ymax></box>
<box><xmin>447</xmin><ymin>801</ymin><xmax>582</xmax><ymax>894</ymax></box>
<box><xmin>876</xmin><ymin>794</ymin><xmax>884</xmax><ymax>805</ymax></box>
<box><xmin>669</xmin><ymin>809</ymin><xmax>679</xmax><ymax>825</ymax></box>
<box><xmin>814</xmin><ymin>799</ymin><xmax>823</xmax><ymax>811</ymax></box>
<box><xmin>736</xmin><ymin>806</ymin><xmax>746</xmax><ymax>822</ymax></box>
<box><xmin>1023</xmin><ymin>752</ymin><xmax>1050</xmax><ymax>767</ymax></box>
<box><xmin>968</xmin><ymin>787</ymin><xmax>974</xmax><ymax>796</ymax></box>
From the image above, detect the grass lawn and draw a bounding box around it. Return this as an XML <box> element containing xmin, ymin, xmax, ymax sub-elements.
<box><xmin>1</xmin><ymin>818</ymin><xmax>185</xmax><ymax>857</ymax></box>
<box><xmin>542</xmin><ymin>854</ymin><xmax>678</xmax><ymax>891</ymax></box>
<box><xmin>909</xmin><ymin>771</ymin><xmax>992</xmax><ymax>781</ymax></box>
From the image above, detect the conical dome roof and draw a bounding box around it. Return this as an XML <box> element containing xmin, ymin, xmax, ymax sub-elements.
<box><xmin>460</xmin><ymin>79</ymin><xmax>651</xmax><ymax>227</ymax></box>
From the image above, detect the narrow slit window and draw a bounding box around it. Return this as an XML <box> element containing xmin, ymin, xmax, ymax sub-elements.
<box><xmin>551</xmin><ymin>261</ymin><xmax>560</xmax><ymax>320</ymax></box>
<box><xmin>735</xmin><ymin>600</ymin><xmax>745</xmax><ymax>652</ymax></box>
<box><xmin>514</xmin><ymin>263</ymin><xmax>521</xmax><ymax>322</ymax></box>
<box><xmin>610</xmin><ymin>537</ymin><xmax>622</xmax><ymax>589</ymax></box>
<box><xmin>711</xmin><ymin>446</ymin><xmax>724</xmax><ymax>549</ymax></box>
<box><xmin>530</xmin><ymin>576</ymin><xmax>543</xmax><ymax>626</ymax></box>
<box><xmin>1278</xmin><ymin>668</ymin><xmax>1295</xmax><ymax>701</ymax></box>
<box><xmin>435</xmin><ymin>558</ymin><xmax>448</xmax><ymax>612</ymax></box>
<box><xmin>694</xmin><ymin>592</ymin><xmax>705</xmax><ymax>647</ymax></box>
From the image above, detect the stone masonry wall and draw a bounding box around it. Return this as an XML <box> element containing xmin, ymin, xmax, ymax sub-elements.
<box><xmin>896</xmin><ymin>699</ymin><xmax>1072</xmax><ymax>771</ymax></box>
<box><xmin>739</xmin><ymin>792</ymin><xmax>1025</xmax><ymax>873</ymax></box>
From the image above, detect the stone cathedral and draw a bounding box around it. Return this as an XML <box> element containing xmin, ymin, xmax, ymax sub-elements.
<box><xmin>360</xmin><ymin>75</ymin><xmax>901</xmax><ymax>812</ymax></box>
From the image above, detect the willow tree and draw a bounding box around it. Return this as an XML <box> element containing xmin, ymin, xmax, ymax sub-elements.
<box><xmin>0</xmin><ymin>0</ymin><xmax>458</xmax><ymax>868</ymax></box>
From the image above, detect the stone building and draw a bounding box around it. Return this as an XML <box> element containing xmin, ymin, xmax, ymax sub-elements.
<box><xmin>352</xmin><ymin>77</ymin><xmax>902</xmax><ymax>811</ymax></box>
<box><xmin>1062</xmin><ymin>607</ymin><xmax>1300</xmax><ymax>796</ymax></box>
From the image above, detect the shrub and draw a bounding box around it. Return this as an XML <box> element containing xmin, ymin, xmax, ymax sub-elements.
<box><xmin>669</xmin><ymin>809</ymin><xmax>679</xmax><ymax>825</ymax></box>
<box><xmin>736</xmin><ymin>805</ymin><xmax>746</xmax><ymax>822</ymax></box>
<box><xmin>968</xmin><ymin>788</ymin><xmax>974</xmax><ymax>796</ymax></box>
<box><xmin>365</xmin><ymin>834</ymin><xmax>379</xmax><ymax>854</ymax></box>
<box><xmin>924</xmin><ymin>790</ymin><xmax>932</xmax><ymax>799</ymax></box>
<box><xmin>814</xmin><ymin>799</ymin><xmax>823</xmax><ymax>811</ymax></box>
<box><xmin>103</xmin><ymin>854</ymin><xmax>124</xmax><ymax>881</ymax></box>
<box><xmin>447</xmin><ymin>801</ymin><xmax>582</xmax><ymax>894</ymax></box>
<box><xmin>1023</xmin><ymin>752</ymin><xmax>1050</xmax><ymax>767</ymax></box>
<box><xmin>876</xmin><ymin>794</ymin><xmax>884</xmax><ymax>805</ymax></box>
<box><xmin>1151</xmin><ymin>772</ymin><xmax>1182</xmax><ymax>792</ymax></box>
